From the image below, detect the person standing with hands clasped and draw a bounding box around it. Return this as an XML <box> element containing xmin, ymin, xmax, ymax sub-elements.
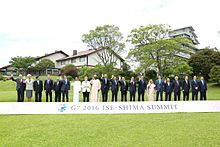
<box><xmin>25</xmin><ymin>74</ymin><xmax>34</xmax><ymax>102</ymax></box>
<box><xmin>81</xmin><ymin>76</ymin><xmax>91</xmax><ymax>102</ymax></box>
<box><xmin>72</xmin><ymin>77</ymin><xmax>81</xmax><ymax>102</ymax></box>
<box><xmin>199</xmin><ymin>76</ymin><xmax>207</xmax><ymax>100</ymax></box>
<box><xmin>33</xmin><ymin>76</ymin><xmax>43</xmax><ymax>102</ymax></box>
<box><xmin>147</xmin><ymin>79</ymin><xmax>156</xmax><ymax>101</ymax></box>
<box><xmin>44</xmin><ymin>74</ymin><xmax>53</xmax><ymax>102</ymax></box>
<box><xmin>129</xmin><ymin>77</ymin><xmax>136</xmax><ymax>102</ymax></box>
<box><xmin>191</xmin><ymin>76</ymin><xmax>199</xmax><ymax>101</ymax></box>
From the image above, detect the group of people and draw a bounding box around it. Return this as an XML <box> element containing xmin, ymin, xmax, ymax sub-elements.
<box><xmin>10</xmin><ymin>73</ymin><xmax>207</xmax><ymax>102</ymax></box>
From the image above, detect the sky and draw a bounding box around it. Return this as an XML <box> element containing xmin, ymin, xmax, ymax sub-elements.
<box><xmin>0</xmin><ymin>0</ymin><xmax>220</xmax><ymax>67</ymax></box>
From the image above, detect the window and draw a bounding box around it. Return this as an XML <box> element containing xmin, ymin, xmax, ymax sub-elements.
<box><xmin>71</xmin><ymin>58</ymin><xmax>76</xmax><ymax>63</ymax></box>
<box><xmin>61</xmin><ymin>61</ymin><xmax>66</xmax><ymax>65</ymax></box>
<box><xmin>79</xmin><ymin>57</ymin><xmax>85</xmax><ymax>62</ymax></box>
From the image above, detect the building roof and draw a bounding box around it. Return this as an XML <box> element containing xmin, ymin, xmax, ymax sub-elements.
<box><xmin>56</xmin><ymin>48</ymin><xmax>125</xmax><ymax>62</ymax></box>
<box><xmin>0</xmin><ymin>64</ymin><xmax>12</xmax><ymax>69</ymax></box>
<box><xmin>171</xmin><ymin>26</ymin><xmax>195</xmax><ymax>32</ymax></box>
<box><xmin>35</xmin><ymin>50</ymin><xmax>69</xmax><ymax>60</ymax></box>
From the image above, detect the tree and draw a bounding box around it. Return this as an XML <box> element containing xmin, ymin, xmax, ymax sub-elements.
<box><xmin>82</xmin><ymin>25</ymin><xmax>125</xmax><ymax>66</ymax></box>
<box><xmin>209</xmin><ymin>65</ymin><xmax>220</xmax><ymax>84</ymax></box>
<box><xmin>188</xmin><ymin>48</ymin><xmax>220</xmax><ymax>80</ymax></box>
<box><xmin>35</xmin><ymin>59</ymin><xmax>55</xmax><ymax>71</ymax></box>
<box><xmin>61</xmin><ymin>64</ymin><xmax>78</xmax><ymax>78</ymax></box>
<box><xmin>10</xmin><ymin>56</ymin><xmax>36</xmax><ymax>74</ymax></box>
<box><xmin>127</xmin><ymin>24</ymin><xmax>193</xmax><ymax>75</ymax></box>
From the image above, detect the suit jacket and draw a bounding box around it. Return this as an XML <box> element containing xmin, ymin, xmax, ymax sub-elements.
<box><xmin>191</xmin><ymin>80</ymin><xmax>199</xmax><ymax>92</ymax></box>
<box><xmin>129</xmin><ymin>81</ymin><xmax>136</xmax><ymax>93</ymax></box>
<box><xmin>182</xmin><ymin>80</ymin><xmax>190</xmax><ymax>92</ymax></box>
<box><xmin>173</xmin><ymin>80</ymin><xmax>181</xmax><ymax>93</ymax></box>
<box><xmin>119</xmin><ymin>80</ymin><xmax>128</xmax><ymax>93</ymax></box>
<box><xmin>61</xmin><ymin>80</ymin><xmax>70</xmax><ymax>92</ymax></box>
<box><xmin>44</xmin><ymin>79</ymin><xmax>53</xmax><ymax>92</ymax></box>
<box><xmin>137</xmin><ymin>80</ymin><xmax>147</xmax><ymax>93</ymax></box>
<box><xmin>100</xmin><ymin>78</ymin><xmax>110</xmax><ymax>91</ymax></box>
<box><xmin>11</xmin><ymin>77</ymin><xmax>26</xmax><ymax>91</ymax></box>
<box><xmin>199</xmin><ymin>80</ymin><xmax>207</xmax><ymax>92</ymax></box>
<box><xmin>53</xmin><ymin>81</ymin><xmax>62</xmax><ymax>92</ymax></box>
<box><xmin>33</xmin><ymin>80</ymin><xmax>43</xmax><ymax>93</ymax></box>
<box><xmin>110</xmin><ymin>79</ymin><xmax>119</xmax><ymax>93</ymax></box>
<box><xmin>155</xmin><ymin>79</ymin><xmax>164</xmax><ymax>91</ymax></box>
<box><xmin>164</xmin><ymin>82</ymin><xmax>173</xmax><ymax>93</ymax></box>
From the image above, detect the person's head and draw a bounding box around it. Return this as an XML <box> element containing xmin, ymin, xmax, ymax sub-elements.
<box><xmin>19</xmin><ymin>74</ymin><xmax>22</xmax><ymax>79</ymax></box>
<box><xmin>47</xmin><ymin>74</ymin><xmax>51</xmax><ymax>80</ymax></box>
<box><xmin>36</xmin><ymin>76</ymin><xmax>39</xmax><ymax>80</ymax></box>
<box><xmin>113</xmin><ymin>76</ymin><xmax>117</xmax><ymax>80</ymax></box>
<box><xmin>167</xmin><ymin>78</ymin><xmax>170</xmax><ymax>82</ymax></box>
<box><xmin>84</xmin><ymin>76</ymin><xmax>88</xmax><ymax>81</ymax></box>
<box><xmin>122</xmin><ymin>77</ymin><xmax>125</xmax><ymax>81</ymax></box>
<box><xmin>63</xmin><ymin>75</ymin><xmax>67</xmax><ymax>80</ymax></box>
<box><xmin>104</xmin><ymin>74</ymin><xmax>108</xmax><ymax>78</ymax></box>
<box><xmin>56</xmin><ymin>77</ymin><xmax>60</xmax><ymax>81</ymax></box>
<box><xmin>75</xmin><ymin>77</ymin><xmax>79</xmax><ymax>81</ymax></box>
<box><xmin>200</xmin><ymin>76</ymin><xmax>204</xmax><ymax>80</ymax></box>
<box><xmin>158</xmin><ymin>75</ymin><xmax>161</xmax><ymax>79</ymax></box>
<box><xmin>175</xmin><ymin>76</ymin><xmax>178</xmax><ymax>81</ymax></box>
<box><xmin>185</xmin><ymin>75</ymin><xmax>188</xmax><ymax>80</ymax></box>
<box><xmin>93</xmin><ymin>75</ymin><xmax>97</xmax><ymax>80</ymax></box>
<box><xmin>149</xmin><ymin>79</ymin><xmax>153</xmax><ymax>84</ymax></box>
<box><xmin>27</xmin><ymin>74</ymin><xmax>32</xmax><ymax>79</ymax></box>
<box><xmin>140</xmin><ymin>76</ymin><xmax>144</xmax><ymax>80</ymax></box>
<box><xmin>193</xmin><ymin>76</ymin><xmax>197</xmax><ymax>80</ymax></box>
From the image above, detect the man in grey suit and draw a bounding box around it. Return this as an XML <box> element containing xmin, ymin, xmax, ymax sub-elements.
<box><xmin>11</xmin><ymin>74</ymin><xmax>26</xmax><ymax>102</ymax></box>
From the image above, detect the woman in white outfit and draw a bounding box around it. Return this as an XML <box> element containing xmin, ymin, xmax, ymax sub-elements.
<box><xmin>81</xmin><ymin>76</ymin><xmax>91</xmax><ymax>102</ymax></box>
<box><xmin>147</xmin><ymin>79</ymin><xmax>156</xmax><ymax>101</ymax></box>
<box><xmin>72</xmin><ymin>77</ymin><xmax>81</xmax><ymax>102</ymax></box>
<box><xmin>25</xmin><ymin>74</ymin><xmax>34</xmax><ymax>102</ymax></box>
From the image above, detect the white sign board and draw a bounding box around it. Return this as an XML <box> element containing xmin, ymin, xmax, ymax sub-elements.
<box><xmin>0</xmin><ymin>101</ymin><xmax>220</xmax><ymax>114</ymax></box>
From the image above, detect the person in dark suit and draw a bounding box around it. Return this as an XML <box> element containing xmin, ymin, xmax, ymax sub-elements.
<box><xmin>137</xmin><ymin>75</ymin><xmax>147</xmax><ymax>101</ymax></box>
<box><xmin>129</xmin><ymin>77</ymin><xmax>136</xmax><ymax>102</ymax></box>
<box><xmin>100</xmin><ymin>74</ymin><xmax>110</xmax><ymax>102</ymax></box>
<box><xmin>164</xmin><ymin>78</ymin><xmax>173</xmax><ymax>101</ymax></box>
<box><xmin>182</xmin><ymin>75</ymin><xmax>190</xmax><ymax>101</ymax></box>
<box><xmin>173</xmin><ymin>76</ymin><xmax>181</xmax><ymax>101</ymax></box>
<box><xmin>33</xmin><ymin>76</ymin><xmax>43</xmax><ymax>102</ymax></box>
<box><xmin>44</xmin><ymin>74</ymin><xmax>53</xmax><ymax>102</ymax></box>
<box><xmin>191</xmin><ymin>76</ymin><xmax>199</xmax><ymax>101</ymax></box>
<box><xmin>119</xmin><ymin>76</ymin><xmax>128</xmax><ymax>102</ymax></box>
<box><xmin>110</xmin><ymin>75</ymin><xmax>119</xmax><ymax>102</ymax></box>
<box><xmin>53</xmin><ymin>77</ymin><xmax>62</xmax><ymax>102</ymax></box>
<box><xmin>61</xmin><ymin>75</ymin><xmax>70</xmax><ymax>102</ymax></box>
<box><xmin>199</xmin><ymin>76</ymin><xmax>207</xmax><ymax>100</ymax></box>
<box><xmin>155</xmin><ymin>75</ymin><xmax>164</xmax><ymax>101</ymax></box>
<box><xmin>11</xmin><ymin>74</ymin><xmax>26</xmax><ymax>102</ymax></box>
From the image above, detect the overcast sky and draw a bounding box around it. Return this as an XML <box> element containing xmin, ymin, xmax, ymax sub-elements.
<box><xmin>0</xmin><ymin>0</ymin><xmax>220</xmax><ymax>67</ymax></box>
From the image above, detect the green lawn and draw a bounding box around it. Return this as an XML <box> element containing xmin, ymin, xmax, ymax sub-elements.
<box><xmin>0</xmin><ymin>113</ymin><xmax>220</xmax><ymax>146</ymax></box>
<box><xmin>0</xmin><ymin>79</ymin><xmax>220</xmax><ymax>146</ymax></box>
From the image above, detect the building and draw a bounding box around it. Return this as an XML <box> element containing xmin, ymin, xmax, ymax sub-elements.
<box><xmin>1</xmin><ymin>49</ymin><xmax>125</xmax><ymax>75</ymax></box>
<box><xmin>56</xmin><ymin>49</ymin><xmax>124</xmax><ymax>69</ymax></box>
<box><xmin>169</xmin><ymin>26</ymin><xmax>199</xmax><ymax>59</ymax></box>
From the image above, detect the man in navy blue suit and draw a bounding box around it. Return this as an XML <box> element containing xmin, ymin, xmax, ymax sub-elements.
<box><xmin>199</xmin><ymin>76</ymin><xmax>207</xmax><ymax>100</ymax></box>
<box><xmin>100</xmin><ymin>74</ymin><xmax>110</xmax><ymax>102</ymax></box>
<box><xmin>119</xmin><ymin>76</ymin><xmax>128</xmax><ymax>102</ymax></box>
<box><xmin>53</xmin><ymin>77</ymin><xmax>62</xmax><ymax>102</ymax></box>
<box><xmin>110</xmin><ymin>75</ymin><xmax>119</xmax><ymax>102</ymax></box>
<box><xmin>61</xmin><ymin>75</ymin><xmax>70</xmax><ymax>102</ymax></box>
<box><xmin>164</xmin><ymin>78</ymin><xmax>173</xmax><ymax>101</ymax></box>
<box><xmin>11</xmin><ymin>74</ymin><xmax>26</xmax><ymax>102</ymax></box>
<box><xmin>155</xmin><ymin>75</ymin><xmax>164</xmax><ymax>101</ymax></box>
<box><xmin>182</xmin><ymin>75</ymin><xmax>190</xmax><ymax>101</ymax></box>
<box><xmin>129</xmin><ymin>77</ymin><xmax>136</xmax><ymax>102</ymax></box>
<box><xmin>137</xmin><ymin>75</ymin><xmax>146</xmax><ymax>101</ymax></box>
<box><xmin>33</xmin><ymin>76</ymin><xmax>43</xmax><ymax>102</ymax></box>
<box><xmin>191</xmin><ymin>76</ymin><xmax>199</xmax><ymax>101</ymax></box>
<box><xmin>44</xmin><ymin>74</ymin><xmax>53</xmax><ymax>102</ymax></box>
<box><xmin>173</xmin><ymin>76</ymin><xmax>181</xmax><ymax>101</ymax></box>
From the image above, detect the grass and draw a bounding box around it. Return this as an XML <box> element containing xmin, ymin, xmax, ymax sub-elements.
<box><xmin>0</xmin><ymin>78</ymin><xmax>220</xmax><ymax>146</ymax></box>
<box><xmin>0</xmin><ymin>113</ymin><xmax>220</xmax><ymax>146</ymax></box>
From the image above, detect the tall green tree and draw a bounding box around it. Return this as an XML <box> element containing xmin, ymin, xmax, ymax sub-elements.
<box><xmin>10</xmin><ymin>56</ymin><xmax>36</xmax><ymax>73</ymax></box>
<box><xmin>35</xmin><ymin>59</ymin><xmax>55</xmax><ymax>70</ymax></box>
<box><xmin>127</xmin><ymin>24</ymin><xmax>193</xmax><ymax>75</ymax></box>
<box><xmin>82</xmin><ymin>25</ymin><xmax>125</xmax><ymax>66</ymax></box>
<box><xmin>209</xmin><ymin>65</ymin><xmax>220</xmax><ymax>84</ymax></box>
<box><xmin>188</xmin><ymin>48</ymin><xmax>220</xmax><ymax>80</ymax></box>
